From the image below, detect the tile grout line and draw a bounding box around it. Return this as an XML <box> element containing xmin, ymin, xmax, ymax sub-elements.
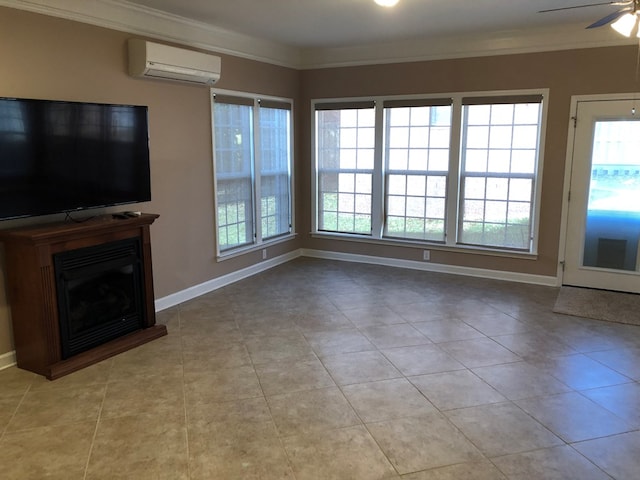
<box><xmin>7</xmin><ymin>259</ymin><xmax>634</xmax><ymax>478</ymax></box>
<box><xmin>314</xmin><ymin>301</ymin><xmax>566</xmax><ymax>478</ymax></box>
<box><xmin>232</xmin><ymin>304</ymin><xmax>299</xmax><ymax>479</ymax></box>
<box><xmin>567</xmin><ymin>438</ymin><xmax>628</xmax><ymax>480</ymax></box>
<box><xmin>82</xmin><ymin>362</ymin><xmax>112</xmax><ymax>480</ymax></box>
<box><xmin>0</xmin><ymin>379</ymin><xmax>33</xmax><ymax>443</ymax></box>
<box><xmin>177</xmin><ymin>306</ymin><xmax>193</xmax><ymax>480</ymax></box>
<box><xmin>332</xmin><ymin>373</ymin><xmax>403</xmax><ymax>478</ymax></box>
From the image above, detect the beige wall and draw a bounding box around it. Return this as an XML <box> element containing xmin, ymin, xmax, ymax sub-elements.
<box><xmin>0</xmin><ymin>7</ymin><xmax>301</xmax><ymax>355</ymax></box>
<box><xmin>1</xmin><ymin>5</ymin><xmax>638</xmax><ymax>358</ymax></box>
<box><xmin>299</xmin><ymin>46</ymin><xmax>640</xmax><ymax>277</ymax></box>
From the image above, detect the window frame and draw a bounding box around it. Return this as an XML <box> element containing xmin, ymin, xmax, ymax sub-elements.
<box><xmin>315</xmin><ymin>101</ymin><xmax>376</xmax><ymax>236</ymax></box>
<box><xmin>311</xmin><ymin>90</ymin><xmax>547</xmax><ymax>257</ymax></box>
<box><xmin>212</xmin><ymin>89</ymin><xmax>295</xmax><ymax>259</ymax></box>
<box><xmin>382</xmin><ymin>98</ymin><xmax>454</xmax><ymax>243</ymax></box>
<box><xmin>458</xmin><ymin>96</ymin><xmax>544</xmax><ymax>251</ymax></box>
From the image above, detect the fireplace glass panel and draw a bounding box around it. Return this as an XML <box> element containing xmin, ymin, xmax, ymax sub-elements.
<box><xmin>55</xmin><ymin>238</ymin><xmax>145</xmax><ymax>359</ymax></box>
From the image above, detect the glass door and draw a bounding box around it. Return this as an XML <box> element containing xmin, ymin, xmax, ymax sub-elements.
<box><xmin>564</xmin><ymin>98</ymin><xmax>640</xmax><ymax>293</ymax></box>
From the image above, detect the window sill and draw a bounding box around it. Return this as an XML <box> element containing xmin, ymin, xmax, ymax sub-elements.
<box><xmin>217</xmin><ymin>233</ymin><xmax>298</xmax><ymax>262</ymax></box>
<box><xmin>310</xmin><ymin>232</ymin><xmax>538</xmax><ymax>261</ymax></box>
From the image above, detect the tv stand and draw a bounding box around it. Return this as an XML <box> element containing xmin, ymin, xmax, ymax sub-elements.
<box><xmin>0</xmin><ymin>214</ymin><xmax>167</xmax><ymax>379</ymax></box>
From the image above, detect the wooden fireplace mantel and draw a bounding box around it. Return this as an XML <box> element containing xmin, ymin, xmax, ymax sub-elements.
<box><xmin>0</xmin><ymin>213</ymin><xmax>167</xmax><ymax>379</ymax></box>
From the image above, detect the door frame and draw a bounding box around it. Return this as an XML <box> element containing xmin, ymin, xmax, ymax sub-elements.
<box><xmin>558</xmin><ymin>92</ymin><xmax>640</xmax><ymax>289</ymax></box>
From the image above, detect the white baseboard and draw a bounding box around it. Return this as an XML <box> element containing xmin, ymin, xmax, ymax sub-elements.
<box><xmin>0</xmin><ymin>350</ymin><xmax>16</xmax><ymax>371</ymax></box>
<box><xmin>301</xmin><ymin>248</ymin><xmax>558</xmax><ymax>287</ymax></box>
<box><xmin>2</xmin><ymin>250</ymin><xmax>304</xmax><ymax>367</ymax></box>
<box><xmin>155</xmin><ymin>249</ymin><xmax>302</xmax><ymax>311</ymax></box>
<box><xmin>1</xmin><ymin>247</ymin><xmax>557</xmax><ymax>367</ymax></box>
<box><xmin>155</xmin><ymin>246</ymin><xmax>557</xmax><ymax>312</ymax></box>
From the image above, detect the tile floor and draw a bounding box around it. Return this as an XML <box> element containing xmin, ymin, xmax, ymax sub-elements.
<box><xmin>1</xmin><ymin>257</ymin><xmax>640</xmax><ymax>479</ymax></box>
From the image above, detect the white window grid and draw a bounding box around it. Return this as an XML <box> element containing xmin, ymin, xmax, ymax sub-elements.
<box><xmin>384</xmin><ymin>104</ymin><xmax>452</xmax><ymax>242</ymax></box>
<box><xmin>311</xmin><ymin>90</ymin><xmax>546</xmax><ymax>254</ymax></box>
<box><xmin>459</xmin><ymin>102</ymin><xmax>542</xmax><ymax>250</ymax></box>
<box><xmin>316</xmin><ymin>107</ymin><xmax>375</xmax><ymax>235</ymax></box>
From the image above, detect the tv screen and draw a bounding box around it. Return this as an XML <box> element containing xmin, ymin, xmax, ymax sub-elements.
<box><xmin>0</xmin><ymin>97</ymin><xmax>151</xmax><ymax>220</ymax></box>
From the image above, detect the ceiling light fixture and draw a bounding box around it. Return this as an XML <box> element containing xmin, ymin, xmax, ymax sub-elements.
<box><xmin>374</xmin><ymin>0</ymin><xmax>399</xmax><ymax>7</ymax></box>
<box><xmin>611</xmin><ymin>12</ymin><xmax>639</xmax><ymax>37</ymax></box>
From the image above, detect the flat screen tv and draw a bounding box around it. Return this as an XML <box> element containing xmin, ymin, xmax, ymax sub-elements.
<box><xmin>0</xmin><ymin>97</ymin><xmax>151</xmax><ymax>220</ymax></box>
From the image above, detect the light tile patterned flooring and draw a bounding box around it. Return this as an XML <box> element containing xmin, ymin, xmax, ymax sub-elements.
<box><xmin>1</xmin><ymin>258</ymin><xmax>640</xmax><ymax>479</ymax></box>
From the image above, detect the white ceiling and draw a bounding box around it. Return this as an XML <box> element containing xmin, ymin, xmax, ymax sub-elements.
<box><xmin>2</xmin><ymin>0</ymin><xmax>635</xmax><ymax>68</ymax></box>
<box><xmin>123</xmin><ymin>0</ymin><xmax>628</xmax><ymax>49</ymax></box>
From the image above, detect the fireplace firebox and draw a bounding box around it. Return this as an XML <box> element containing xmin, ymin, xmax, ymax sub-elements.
<box><xmin>0</xmin><ymin>214</ymin><xmax>167</xmax><ymax>379</ymax></box>
<box><xmin>55</xmin><ymin>237</ymin><xmax>146</xmax><ymax>359</ymax></box>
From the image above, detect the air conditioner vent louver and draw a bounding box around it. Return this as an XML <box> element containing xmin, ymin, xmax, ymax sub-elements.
<box><xmin>128</xmin><ymin>39</ymin><xmax>221</xmax><ymax>86</ymax></box>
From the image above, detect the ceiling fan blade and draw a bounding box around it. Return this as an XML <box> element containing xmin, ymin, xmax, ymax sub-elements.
<box><xmin>586</xmin><ymin>7</ymin><xmax>632</xmax><ymax>27</ymax></box>
<box><xmin>538</xmin><ymin>1</ymin><xmax>632</xmax><ymax>14</ymax></box>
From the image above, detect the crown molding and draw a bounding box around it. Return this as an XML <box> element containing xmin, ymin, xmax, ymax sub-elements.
<box><xmin>1</xmin><ymin>0</ymin><xmax>635</xmax><ymax>70</ymax></box>
<box><xmin>299</xmin><ymin>22</ymin><xmax>636</xmax><ymax>69</ymax></box>
<box><xmin>0</xmin><ymin>0</ymin><xmax>301</xmax><ymax>67</ymax></box>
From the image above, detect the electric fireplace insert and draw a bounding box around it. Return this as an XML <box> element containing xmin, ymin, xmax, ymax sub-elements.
<box><xmin>54</xmin><ymin>237</ymin><xmax>146</xmax><ymax>359</ymax></box>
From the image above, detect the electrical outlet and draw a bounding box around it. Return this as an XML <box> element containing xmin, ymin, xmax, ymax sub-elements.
<box><xmin>262</xmin><ymin>249</ymin><xmax>267</xmax><ymax>260</ymax></box>
<box><xmin>422</xmin><ymin>250</ymin><xmax>430</xmax><ymax>261</ymax></box>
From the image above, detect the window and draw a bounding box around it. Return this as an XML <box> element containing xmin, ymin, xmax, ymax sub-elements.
<box><xmin>213</xmin><ymin>93</ymin><xmax>293</xmax><ymax>254</ymax></box>
<box><xmin>589</xmin><ymin>120</ymin><xmax>640</xmax><ymax>213</ymax></box>
<box><xmin>459</xmin><ymin>96</ymin><xmax>542</xmax><ymax>250</ymax></box>
<box><xmin>384</xmin><ymin>99</ymin><xmax>452</xmax><ymax>242</ymax></box>
<box><xmin>312</xmin><ymin>92</ymin><xmax>545</xmax><ymax>254</ymax></box>
<box><xmin>316</xmin><ymin>102</ymin><xmax>375</xmax><ymax>234</ymax></box>
<box><xmin>259</xmin><ymin>100</ymin><xmax>292</xmax><ymax>239</ymax></box>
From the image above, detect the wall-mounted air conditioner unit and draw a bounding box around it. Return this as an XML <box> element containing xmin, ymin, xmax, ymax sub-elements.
<box><xmin>128</xmin><ymin>39</ymin><xmax>221</xmax><ymax>86</ymax></box>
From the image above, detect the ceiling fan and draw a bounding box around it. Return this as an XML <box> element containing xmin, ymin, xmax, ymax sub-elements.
<box><xmin>539</xmin><ymin>0</ymin><xmax>639</xmax><ymax>33</ymax></box>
